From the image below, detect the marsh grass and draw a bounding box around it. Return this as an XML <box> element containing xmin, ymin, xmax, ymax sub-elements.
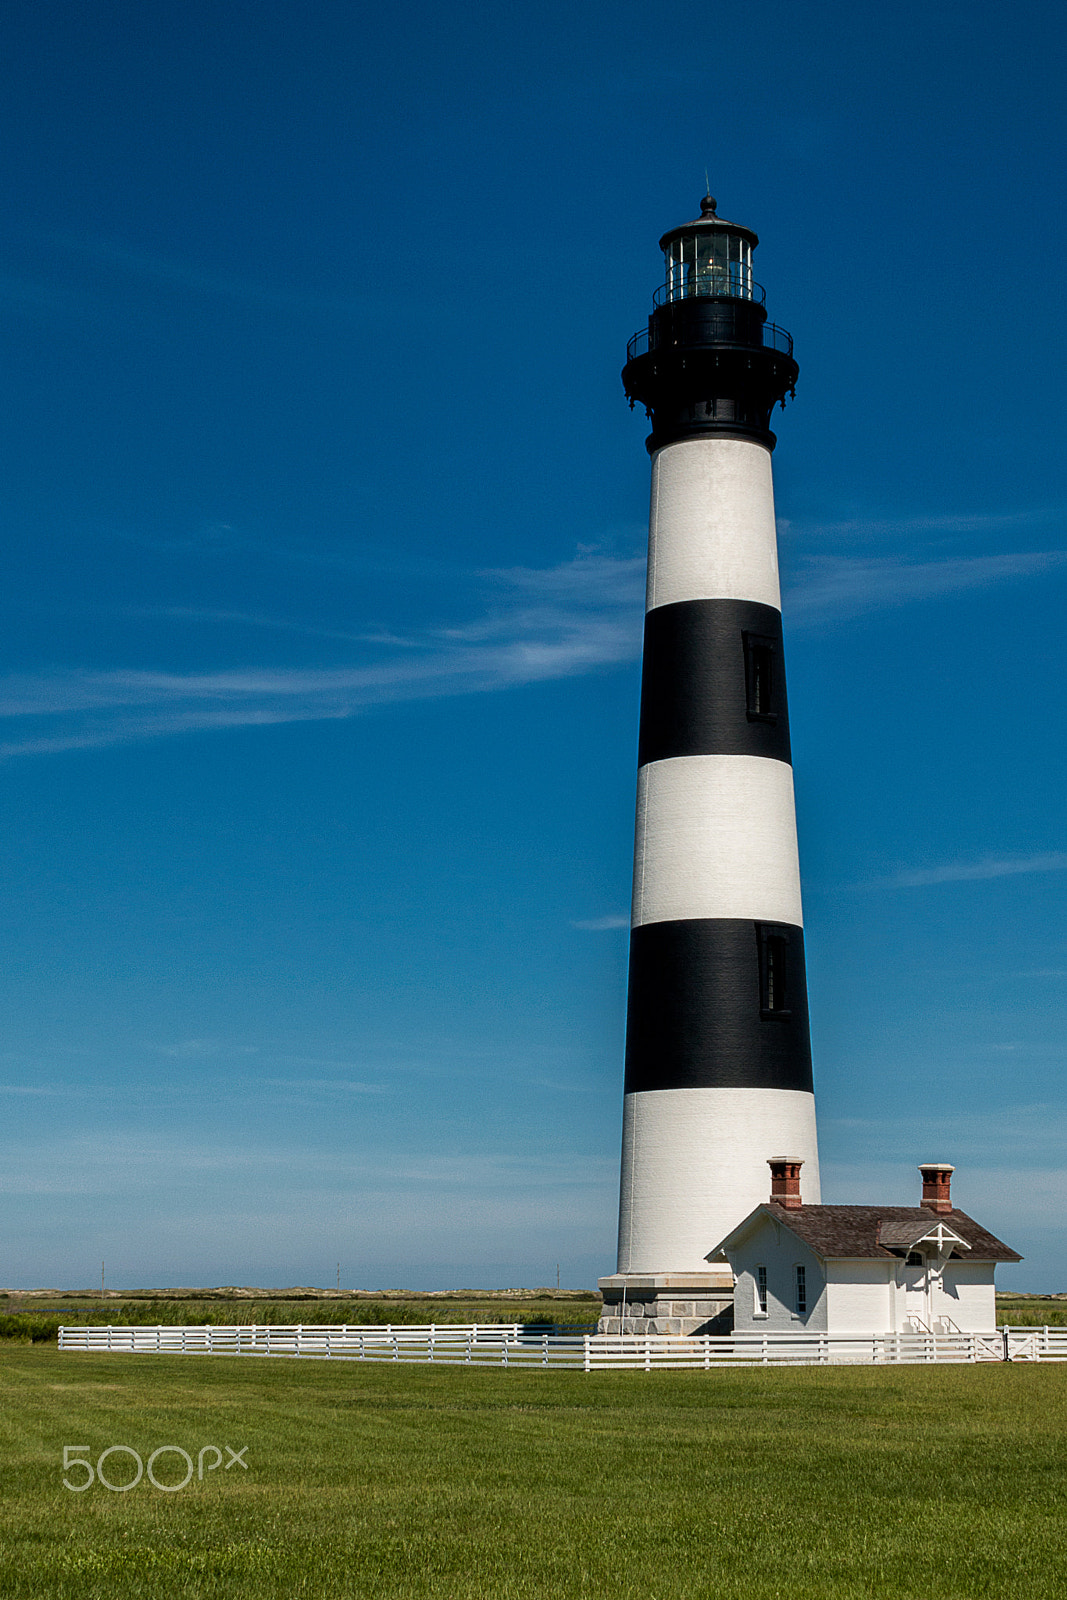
<box><xmin>1</xmin><ymin>1345</ymin><xmax>1065</xmax><ymax>1598</ymax></box>
<box><xmin>0</xmin><ymin>1293</ymin><xmax>602</xmax><ymax>1343</ymax></box>
<box><xmin>992</xmin><ymin>1297</ymin><xmax>1067</xmax><ymax>1327</ymax></box>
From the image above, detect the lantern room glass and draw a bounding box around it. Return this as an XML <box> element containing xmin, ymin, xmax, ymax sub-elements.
<box><xmin>664</xmin><ymin>231</ymin><xmax>753</xmax><ymax>301</ymax></box>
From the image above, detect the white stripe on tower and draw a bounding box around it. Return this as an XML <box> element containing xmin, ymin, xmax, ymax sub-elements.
<box><xmin>632</xmin><ymin>754</ymin><xmax>804</xmax><ymax>928</ymax></box>
<box><xmin>646</xmin><ymin>436</ymin><xmax>782</xmax><ymax>609</ymax></box>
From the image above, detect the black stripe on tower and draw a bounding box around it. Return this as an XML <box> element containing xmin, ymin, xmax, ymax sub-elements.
<box><xmin>637</xmin><ymin>600</ymin><xmax>791</xmax><ymax>767</ymax></box>
<box><xmin>624</xmin><ymin>919</ymin><xmax>814</xmax><ymax>1094</ymax></box>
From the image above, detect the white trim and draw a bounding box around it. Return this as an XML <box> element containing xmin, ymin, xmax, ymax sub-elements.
<box><xmin>915</xmin><ymin>1222</ymin><xmax>970</xmax><ymax>1252</ymax></box>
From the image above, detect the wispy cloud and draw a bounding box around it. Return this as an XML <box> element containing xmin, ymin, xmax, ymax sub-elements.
<box><xmin>820</xmin><ymin>1104</ymin><xmax>1067</xmax><ymax>1197</ymax></box>
<box><xmin>0</xmin><ymin>275</ymin><xmax>93</xmax><ymax>317</ymax></box>
<box><xmin>882</xmin><ymin>853</ymin><xmax>1067</xmax><ymax>889</ymax></box>
<box><xmin>0</xmin><ymin>1129</ymin><xmax>614</xmax><ymax>1198</ymax></box>
<box><xmin>785</xmin><ymin>548</ymin><xmax>1067</xmax><ymax>625</ymax></box>
<box><xmin>780</xmin><ymin>507</ymin><xmax>1064</xmax><ymax>545</ymax></box>
<box><xmin>151</xmin><ymin>1038</ymin><xmax>259</xmax><ymax>1060</ymax></box>
<box><xmin>0</xmin><ymin>554</ymin><xmax>645</xmax><ymax>760</ymax></box>
<box><xmin>7</xmin><ymin>532</ymin><xmax>1060</xmax><ymax>758</ymax></box>
<box><xmin>572</xmin><ymin>914</ymin><xmax>629</xmax><ymax>931</ymax></box>
<box><xmin>130</xmin><ymin>606</ymin><xmax>397</xmax><ymax>647</ymax></box>
<box><xmin>51</xmin><ymin>233</ymin><xmax>369</xmax><ymax>323</ymax></box>
<box><xmin>262</xmin><ymin>1078</ymin><xmax>386</xmax><ymax>1096</ymax></box>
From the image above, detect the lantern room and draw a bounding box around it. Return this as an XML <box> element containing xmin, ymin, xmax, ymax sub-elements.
<box><xmin>658</xmin><ymin>195</ymin><xmax>761</xmax><ymax>305</ymax></box>
<box><xmin>622</xmin><ymin>192</ymin><xmax>797</xmax><ymax>453</ymax></box>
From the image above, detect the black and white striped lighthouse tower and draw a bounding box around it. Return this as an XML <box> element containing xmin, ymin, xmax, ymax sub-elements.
<box><xmin>599</xmin><ymin>196</ymin><xmax>820</xmax><ymax>1335</ymax></box>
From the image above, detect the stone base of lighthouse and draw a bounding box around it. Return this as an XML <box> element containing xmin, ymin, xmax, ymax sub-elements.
<box><xmin>596</xmin><ymin>1270</ymin><xmax>734</xmax><ymax>1336</ymax></box>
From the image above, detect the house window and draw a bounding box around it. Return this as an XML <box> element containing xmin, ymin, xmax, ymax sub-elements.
<box><xmin>755</xmin><ymin>1265</ymin><xmax>768</xmax><ymax>1315</ymax></box>
<box><xmin>794</xmin><ymin>1264</ymin><xmax>807</xmax><ymax>1316</ymax></box>
<box><xmin>906</xmin><ymin>1252</ymin><xmax>924</xmax><ymax>1268</ymax></box>
<box><xmin>743</xmin><ymin>632</ymin><xmax>778</xmax><ymax>723</ymax></box>
<box><xmin>757</xmin><ymin>926</ymin><xmax>792</xmax><ymax>1017</ymax></box>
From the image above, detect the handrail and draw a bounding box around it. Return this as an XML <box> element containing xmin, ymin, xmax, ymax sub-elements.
<box><xmin>653</xmin><ymin>278</ymin><xmax>767</xmax><ymax>308</ymax></box>
<box><xmin>626</xmin><ymin>321</ymin><xmax>794</xmax><ymax>363</ymax></box>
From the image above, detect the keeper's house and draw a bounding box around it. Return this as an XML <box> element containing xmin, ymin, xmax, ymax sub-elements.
<box><xmin>711</xmin><ymin>1160</ymin><xmax>1020</xmax><ymax>1336</ymax></box>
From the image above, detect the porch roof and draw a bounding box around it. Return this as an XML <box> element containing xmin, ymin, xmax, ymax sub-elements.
<box><xmin>710</xmin><ymin>1205</ymin><xmax>1021</xmax><ymax>1264</ymax></box>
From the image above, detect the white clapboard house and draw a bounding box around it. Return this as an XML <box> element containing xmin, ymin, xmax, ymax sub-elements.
<box><xmin>710</xmin><ymin>1161</ymin><xmax>1020</xmax><ymax>1336</ymax></box>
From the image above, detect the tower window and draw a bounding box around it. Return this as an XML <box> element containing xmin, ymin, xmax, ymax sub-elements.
<box><xmin>757</xmin><ymin>925</ymin><xmax>792</xmax><ymax>1018</ymax></box>
<box><xmin>755</xmin><ymin>1265</ymin><xmax>768</xmax><ymax>1316</ymax></box>
<box><xmin>743</xmin><ymin>632</ymin><xmax>778</xmax><ymax>723</ymax></box>
<box><xmin>794</xmin><ymin>1264</ymin><xmax>807</xmax><ymax>1316</ymax></box>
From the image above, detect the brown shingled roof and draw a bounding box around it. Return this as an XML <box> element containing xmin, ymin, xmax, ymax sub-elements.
<box><xmin>721</xmin><ymin>1204</ymin><xmax>1021</xmax><ymax>1262</ymax></box>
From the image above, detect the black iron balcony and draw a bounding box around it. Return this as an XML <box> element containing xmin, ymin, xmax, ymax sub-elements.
<box><xmin>626</xmin><ymin>320</ymin><xmax>794</xmax><ymax>364</ymax></box>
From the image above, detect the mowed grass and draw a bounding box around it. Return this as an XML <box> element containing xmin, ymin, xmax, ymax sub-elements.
<box><xmin>1</xmin><ymin>1346</ymin><xmax>1065</xmax><ymax>1599</ymax></box>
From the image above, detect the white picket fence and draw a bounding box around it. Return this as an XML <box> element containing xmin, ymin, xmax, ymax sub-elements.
<box><xmin>57</xmin><ymin>1322</ymin><xmax>1067</xmax><ymax>1368</ymax></box>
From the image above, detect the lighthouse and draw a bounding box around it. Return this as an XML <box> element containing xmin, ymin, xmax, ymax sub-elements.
<box><xmin>599</xmin><ymin>196</ymin><xmax>820</xmax><ymax>1336</ymax></box>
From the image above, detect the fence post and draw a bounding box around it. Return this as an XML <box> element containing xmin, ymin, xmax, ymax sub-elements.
<box><xmin>1002</xmin><ymin>1328</ymin><xmax>1011</xmax><ymax>1362</ymax></box>
<box><xmin>584</xmin><ymin>1335</ymin><xmax>591</xmax><ymax>1373</ymax></box>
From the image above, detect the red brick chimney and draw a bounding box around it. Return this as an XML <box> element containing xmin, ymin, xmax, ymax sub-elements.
<box><xmin>768</xmin><ymin>1158</ymin><xmax>804</xmax><ymax>1209</ymax></box>
<box><xmin>918</xmin><ymin>1162</ymin><xmax>954</xmax><ymax>1214</ymax></box>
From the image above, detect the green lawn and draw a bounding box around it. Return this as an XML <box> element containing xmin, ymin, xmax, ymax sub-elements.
<box><xmin>1</xmin><ymin>1346</ymin><xmax>1065</xmax><ymax>1598</ymax></box>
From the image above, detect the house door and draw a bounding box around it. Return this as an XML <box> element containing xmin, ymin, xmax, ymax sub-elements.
<box><xmin>901</xmin><ymin>1261</ymin><xmax>930</xmax><ymax>1329</ymax></box>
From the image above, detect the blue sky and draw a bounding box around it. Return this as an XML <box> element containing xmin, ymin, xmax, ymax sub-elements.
<box><xmin>2</xmin><ymin>0</ymin><xmax>1066</xmax><ymax>1291</ymax></box>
